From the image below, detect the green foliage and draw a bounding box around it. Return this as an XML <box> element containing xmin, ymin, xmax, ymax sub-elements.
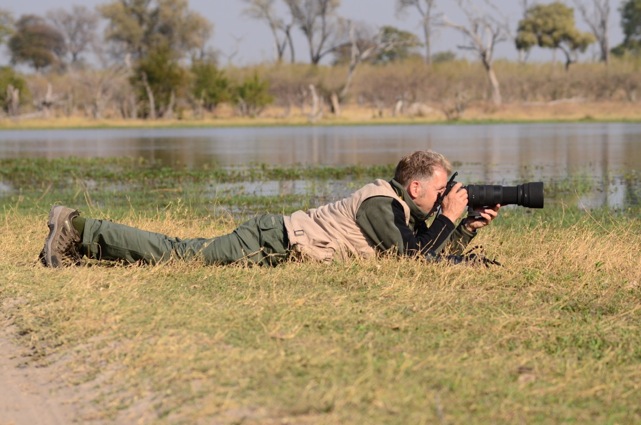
<box><xmin>431</xmin><ymin>50</ymin><xmax>456</xmax><ymax>63</ymax></box>
<box><xmin>8</xmin><ymin>15</ymin><xmax>66</xmax><ymax>71</ymax></box>
<box><xmin>332</xmin><ymin>25</ymin><xmax>422</xmax><ymax>66</ymax></box>
<box><xmin>98</xmin><ymin>0</ymin><xmax>212</xmax><ymax>60</ymax></box>
<box><xmin>620</xmin><ymin>0</ymin><xmax>641</xmax><ymax>43</ymax></box>
<box><xmin>0</xmin><ymin>67</ymin><xmax>29</xmax><ymax>112</ymax></box>
<box><xmin>131</xmin><ymin>46</ymin><xmax>189</xmax><ymax>118</ymax></box>
<box><xmin>516</xmin><ymin>2</ymin><xmax>595</xmax><ymax>69</ymax></box>
<box><xmin>190</xmin><ymin>60</ymin><xmax>231</xmax><ymax>111</ymax></box>
<box><xmin>233</xmin><ymin>73</ymin><xmax>274</xmax><ymax>117</ymax></box>
<box><xmin>374</xmin><ymin>25</ymin><xmax>422</xmax><ymax>64</ymax></box>
<box><xmin>612</xmin><ymin>0</ymin><xmax>641</xmax><ymax>57</ymax></box>
<box><xmin>0</xmin><ymin>8</ymin><xmax>13</xmax><ymax>45</ymax></box>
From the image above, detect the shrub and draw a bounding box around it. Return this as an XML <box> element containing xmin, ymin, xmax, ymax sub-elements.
<box><xmin>0</xmin><ymin>66</ymin><xmax>29</xmax><ymax>115</ymax></box>
<box><xmin>233</xmin><ymin>73</ymin><xmax>274</xmax><ymax>117</ymax></box>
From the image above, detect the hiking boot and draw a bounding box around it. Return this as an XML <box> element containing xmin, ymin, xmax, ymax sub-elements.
<box><xmin>40</xmin><ymin>206</ymin><xmax>82</xmax><ymax>267</ymax></box>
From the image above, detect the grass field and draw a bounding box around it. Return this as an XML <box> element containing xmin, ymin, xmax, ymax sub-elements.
<box><xmin>1</xmin><ymin>159</ymin><xmax>641</xmax><ymax>424</ymax></box>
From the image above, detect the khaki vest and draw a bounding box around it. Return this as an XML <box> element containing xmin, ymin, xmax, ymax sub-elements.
<box><xmin>283</xmin><ymin>179</ymin><xmax>411</xmax><ymax>262</ymax></box>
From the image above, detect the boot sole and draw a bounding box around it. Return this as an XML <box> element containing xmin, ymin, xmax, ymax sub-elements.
<box><xmin>43</xmin><ymin>206</ymin><xmax>66</xmax><ymax>267</ymax></box>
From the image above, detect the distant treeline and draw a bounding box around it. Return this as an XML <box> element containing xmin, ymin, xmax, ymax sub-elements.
<box><xmin>2</xmin><ymin>0</ymin><xmax>641</xmax><ymax>121</ymax></box>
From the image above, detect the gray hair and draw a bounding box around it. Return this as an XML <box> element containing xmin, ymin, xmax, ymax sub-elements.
<box><xmin>393</xmin><ymin>150</ymin><xmax>452</xmax><ymax>186</ymax></box>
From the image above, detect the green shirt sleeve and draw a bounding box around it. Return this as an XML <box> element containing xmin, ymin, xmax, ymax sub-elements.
<box><xmin>356</xmin><ymin>196</ymin><xmax>459</xmax><ymax>256</ymax></box>
<box><xmin>355</xmin><ymin>196</ymin><xmax>404</xmax><ymax>254</ymax></box>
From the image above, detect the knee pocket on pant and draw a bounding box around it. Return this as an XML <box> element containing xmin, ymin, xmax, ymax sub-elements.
<box><xmin>256</xmin><ymin>215</ymin><xmax>287</xmax><ymax>253</ymax></box>
<box><xmin>258</xmin><ymin>214</ymin><xmax>280</xmax><ymax>231</ymax></box>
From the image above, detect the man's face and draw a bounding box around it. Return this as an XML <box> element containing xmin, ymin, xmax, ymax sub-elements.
<box><xmin>409</xmin><ymin>167</ymin><xmax>448</xmax><ymax>214</ymax></box>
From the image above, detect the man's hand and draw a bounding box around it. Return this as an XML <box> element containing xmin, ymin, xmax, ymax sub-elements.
<box><xmin>440</xmin><ymin>182</ymin><xmax>468</xmax><ymax>223</ymax></box>
<box><xmin>463</xmin><ymin>205</ymin><xmax>500</xmax><ymax>232</ymax></box>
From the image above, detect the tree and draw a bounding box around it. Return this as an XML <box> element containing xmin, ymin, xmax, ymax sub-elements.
<box><xmin>395</xmin><ymin>0</ymin><xmax>439</xmax><ymax>64</ymax></box>
<box><xmin>441</xmin><ymin>0</ymin><xmax>510</xmax><ymax>106</ymax></box>
<box><xmin>0</xmin><ymin>9</ymin><xmax>13</xmax><ymax>47</ymax></box>
<box><xmin>0</xmin><ymin>66</ymin><xmax>28</xmax><ymax>116</ymax></box>
<box><xmin>332</xmin><ymin>25</ymin><xmax>421</xmax><ymax>65</ymax></box>
<box><xmin>99</xmin><ymin>0</ymin><xmax>212</xmax><ymax>120</ymax></box>
<box><xmin>322</xmin><ymin>22</ymin><xmax>419</xmax><ymax>114</ymax></box>
<box><xmin>98</xmin><ymin>0</ymin><xmax>212</xmax><ymax>61</ymax></box>
<box><xmin>374</xmin><ymin>26</ymin><xmax>422</xmax><ymax>64</ymax></box>
<box><xmin>284</xmin><ymin>0</ymin><xmax>341</xmax><ymax>64</ymax></box>
<box><xmin>47</xmin><ymin>5</ymin><xmax>99</xmax><ymax>65</ymax></box>
<box><xmin>572</xmin><ymin>0</ymin><xmax>611</xmax><ymax>64</ymax></box>
<box><xmin>242</xmin><ymin>0</ymin><xmax>295</xmax><ymax>63</ymax></box>
<box><xmin>234</xmin><ymin>73</ymin><xmax>273</xmax><ymax>117</ymax></box>
<box><xmin>8</xmin><ymin>15</ymin><xmax>66</xmax><ymax>71</ymax></box>
<box><xmin>156</xmin><ymin>0</ymin><xmax>213</xmax><ymax>59</ymax></box>
<box><xmin>516</xmin><ymin>2</ymin><xmax>596</xmax><ymax>70</ymax></box>
<box><xmin>190</xmin><ymin>60</ymin><xmax>231</xmax><ymax>112</ymax></box>
<box><xmin>131</xmin><ymin>46</ymin><xmax>188</xmax><ymax>118</ymax></box>
<box><xmin>611</xmin><ymin>0</ymin><xmax>641</xmax><ymax>57</ymax></box>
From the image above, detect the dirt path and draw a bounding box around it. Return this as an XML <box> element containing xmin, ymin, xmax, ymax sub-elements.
<box><xmin>0</xmin><ymin>321</ymin><xmax>77</xmax><ymax>425</ymax></box>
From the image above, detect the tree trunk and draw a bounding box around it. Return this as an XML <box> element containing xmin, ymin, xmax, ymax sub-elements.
<box><xmin>141</xmin><ymin>72</ymin><xmax>156</xmax><ymax>119</ymax></box>
<box><xmin>286</xmin><ymin>27</ymin><xmax>295</xmax><ymax>63</ymax></box>
<box><xmin>92</xmin><ymin>89</ymin><xmax>103</xmax><ymax>119</ymax></box>
<box><xmin>308</xmin><ymin>84</ymin><xmax>322</xmax><ymax>122</ymax></box>
<box><xmin>42</xmin><ymin>83</ymin><xmax>54</xmax><ymax>118</ymax></box>
<box><xmin>164</xmin><ymin>91</ymin><xmax>175</xmax><ymax>120</ymax></box>
<box><xmin>600</xmin><ymin>36</ymin><xmax>609</xmax><ymax>64</ymax></box>
<box><xmin>482</xmin><ymin>58</ymin><xmax>502</xmax><ymax>106</ymax></box>
<box><xmin>423</xmin><ymin>24</ymin><xmax>432</xmax><ymax>65</ymax></box>
<box><xmin>330</xmin><ymin>92</ymin><xmax>340</xmax><ymax>116</ymax></box>
<box><xmin>6</xmin><ymin>84</ymin><xmax>19</xmax><ymax>117</ymax></box>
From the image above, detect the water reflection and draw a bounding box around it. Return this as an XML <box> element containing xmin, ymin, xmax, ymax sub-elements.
<box><xmin>2</xmin><ymin>123</ymin><xmax>641</xmax><ymax>208</ymax></box>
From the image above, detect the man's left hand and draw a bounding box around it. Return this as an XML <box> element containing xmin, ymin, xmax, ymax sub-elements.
<box><xmin>463</xmin><ymin>205</ymin><xmax>500</xmax><ymax>232</ymax></box>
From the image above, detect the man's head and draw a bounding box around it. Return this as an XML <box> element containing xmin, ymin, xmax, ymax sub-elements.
<box><xmin>394</xmin><ymin>150</ymin><xmax>452</xmax><ymax>214</ymax></box>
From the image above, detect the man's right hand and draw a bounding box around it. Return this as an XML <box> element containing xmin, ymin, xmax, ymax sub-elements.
<box><xmin>440</xmin><ymin>182</ymin><xmax>468</xmax><ymax>223</ymax></box>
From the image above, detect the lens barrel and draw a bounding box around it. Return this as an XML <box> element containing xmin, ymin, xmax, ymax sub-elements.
<box><xmin>466</xmin><ymin>182</ymin><xmax>544</xmax><ymax>208</ymax></box>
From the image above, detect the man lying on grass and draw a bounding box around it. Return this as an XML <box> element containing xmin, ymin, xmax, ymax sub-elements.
<box><xmin>39</xmin><ymin>150</ymin><xmax>500</xmax><ymax>268</ymax></box>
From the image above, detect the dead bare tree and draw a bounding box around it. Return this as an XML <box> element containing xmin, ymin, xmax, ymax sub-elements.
<box><xmin>242</xmin><ymin>0</ymin><xmax>295</xmax><ymax>63</ymax></box>
<box><xmin>284</xmin><ymin>0</ymin><xmax>341</xmax><ymax>64</ymax></box>
<box><xmin>77</xmin><ymin>64</ymin><xmax>130</xmax><ymax>119</ymax></box>
<box><xmin>573</xmin><ymin>0</ymin><xmax>611</xmax><ymax>64</ymax></box>
<box><xmin>338</xmin><ymin>21</ymin><xmax>404</xmax><ymax>100</ymax></box>
<box><xmin>395</xmin><ymin>0</ymin><xmax>440</xmax><ymax>64</ymax></box>
<box><xmin>46</xmin><ymin>5</ymin><xmax>98</xmax><ymax>66</ymax></box>
<box><xmin>441</xmin><ymin>0</ymin><xmax>510</xmax><ymax>105</ymax></box>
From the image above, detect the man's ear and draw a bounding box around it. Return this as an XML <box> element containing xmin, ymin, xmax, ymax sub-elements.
<box><xmin>407</xmin><ymin>180</ymin><xmax>421</xmax><ymax>199</ymax></box>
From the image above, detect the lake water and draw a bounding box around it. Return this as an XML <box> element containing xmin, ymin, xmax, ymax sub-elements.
<box><xmin>2</xmin><ymin>122</ymin><xmax>641</xmax><ymax>208</ymax></box>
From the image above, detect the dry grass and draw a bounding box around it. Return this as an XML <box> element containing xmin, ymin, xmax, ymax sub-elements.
<box><xmin>1</xmin><ymin>202</ymin><xmax>641</xmax><ymax>424</ymax></box>
<box><xmin>2</xmin><ymin>99</ymin><xmax>641</xmax><ymax>131</ymax></box>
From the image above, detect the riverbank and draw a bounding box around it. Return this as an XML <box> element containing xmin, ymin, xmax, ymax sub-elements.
<box><xmin>1</xmin><ymin>100</ymin><xmax>641</xmax><ymax>130</ymax></box>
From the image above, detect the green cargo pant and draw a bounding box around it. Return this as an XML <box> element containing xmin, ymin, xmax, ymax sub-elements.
<box><xmin>80</xmin><ymin>214</ymin><xmax>290</xmax><ymax>266</ymax></box>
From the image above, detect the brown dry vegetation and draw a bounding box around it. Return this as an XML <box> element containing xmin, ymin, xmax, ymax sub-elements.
<box><xmin>4</xmin><ymin>59</ymin><xmax>641</xmax><ymax>127</ymax></box>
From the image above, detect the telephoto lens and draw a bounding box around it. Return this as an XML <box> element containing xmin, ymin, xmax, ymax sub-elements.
<box><xmin>466</xmin><ymin>182</ymin><xmax>544</xmax><ymax>209</ymax></box>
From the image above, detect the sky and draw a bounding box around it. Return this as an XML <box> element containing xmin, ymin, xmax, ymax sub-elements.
<box><xmin>0</xmin><ymin>0</ymin><xmax>626</xmax><ymax>66</ymax></box>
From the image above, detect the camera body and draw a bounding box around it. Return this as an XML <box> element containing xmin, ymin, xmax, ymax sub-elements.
<box><xmin>442</xmin><ymin>172</ymin><xmax>544</xmax><ymax>209</ymax></box>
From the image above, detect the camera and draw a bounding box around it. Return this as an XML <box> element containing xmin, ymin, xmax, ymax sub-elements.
<box><xmin>442</xmin><ymin>172</ymin><xmax>544</xmax><ymax>209</ymax></box>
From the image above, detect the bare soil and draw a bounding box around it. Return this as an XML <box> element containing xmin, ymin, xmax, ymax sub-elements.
<box><xmin>0</xmin><ymin>318</ymin><xmax>78</xmax><ymax>425</ymax></box>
